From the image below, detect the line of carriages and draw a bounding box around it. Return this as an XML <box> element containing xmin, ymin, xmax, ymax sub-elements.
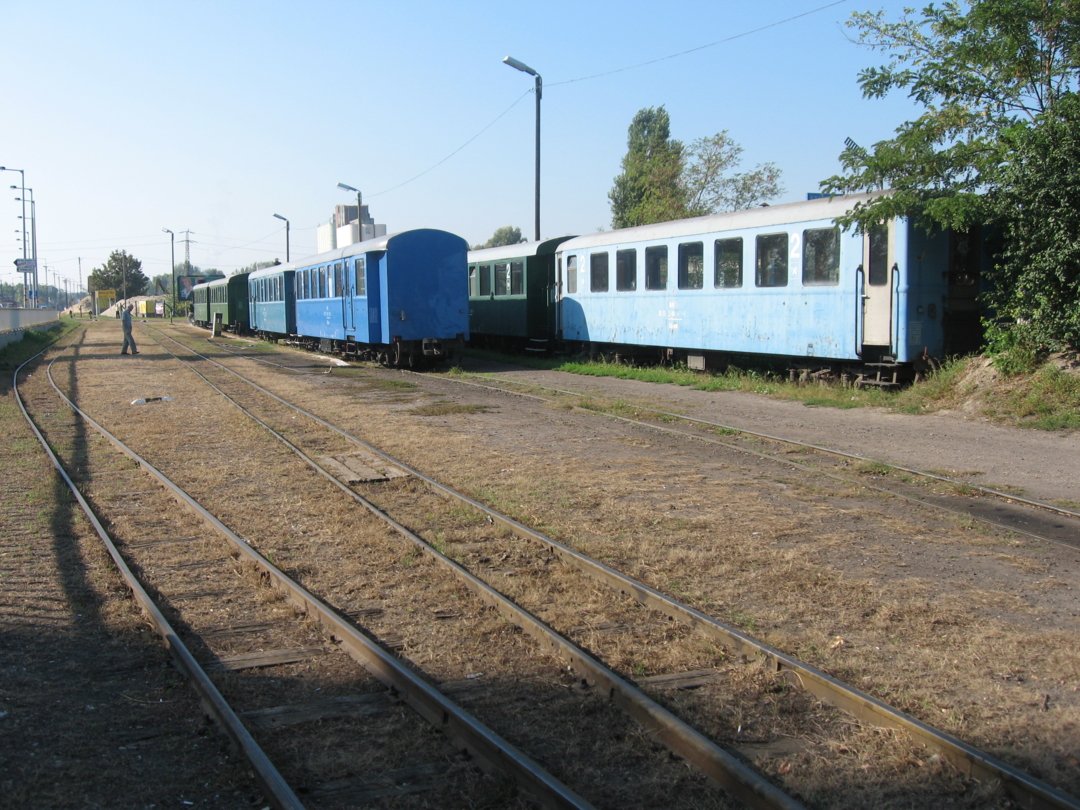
<box><xmin>192</xmin><ymin>229</ymin><xmax>470</xmax><ymax>368</ymax></box>
<box><xmin>191</xmin><ymin>193</ymin><xmax>990</xmax><ymax>378</ymax></box>
<box><xmin>466</xmin><ymin>192</ymin><xmax>990</xmax><ymax>382</ymax></box>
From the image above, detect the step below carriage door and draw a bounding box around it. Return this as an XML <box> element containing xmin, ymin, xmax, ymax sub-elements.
<box><xmin>861</xmin><ymin>221</ymin><xmax>895</xmax><ymax>351</ymax></box>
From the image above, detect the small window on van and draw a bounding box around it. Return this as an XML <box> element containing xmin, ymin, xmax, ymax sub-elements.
<box><xmin>868</xmin><ymin>224</ymin><xmax>888</xmax><ymax>286</ymax></box>
<box><xmin>645</xmin><ymin>246</ymin><xmax>668</xmax><ymax>290</ymax></box>
<box><xmin>802</xmin><ymin>227</ymin><xmax>840</xmax><ymax>285</ymax></box>
<box><xmin>590</xmin><ymin>253</ymin><xmax>609</xmax><ymax>292</ymax></box>
<box><xmin>566</xmin><ymin>255</ymin><xmax>577</xmax><ymax>294</ymax></box>
<box><xmin>755</xmin><ymin>233</ymin><xmax>788</xmax><ymax>287</ymax></box>
<box><xmin>478</xmin><ymin>263</ymin><xmax>492</xmax><ymax>296</ymax></box>
<box><xmin>616</xmin><ymin>249</ymin><xmax>636</xmax><ymax>291</ymax></box>
<box><xmin>510</xmin><ymin>260</ymin><xmax>524</xmax><ymax>295</ymax></box>
<box><xmin>678</xmin><ymin>242</ymin><xmax>703</xmax><ymax>289</ymax></box>
<box><xmin>714</xmin><ymin>238</ymin><xmax>743</xmax><ymax>288</ymax></box>
<box><xmin>495</xmin><ymin>262</ymin><xmax>510</xmax><ymax>296</ymax></box>
<box><xmin>355</xmin><ymin>258</ymin><xmax>366</xmax><ymax>296</ymax></box>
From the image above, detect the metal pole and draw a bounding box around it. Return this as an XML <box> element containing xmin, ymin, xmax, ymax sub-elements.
<box><xmin>29</xmin><ymin>198</ymin><xmax>36</xmax><ymax>306</ymax></box>
<box><xmin>164</xmin><ymin>228</ymin><xmax>175</xmax><ymax>323</ymax></box>
<box><xmin>533</xmin><ymin>73</ymin><xmax>542</xmax><ymax>241</ymax></box>
<box><xmin>501</xmin><ymin>57</ymin><xmax>542</xmax><ymax>241</ymax></box>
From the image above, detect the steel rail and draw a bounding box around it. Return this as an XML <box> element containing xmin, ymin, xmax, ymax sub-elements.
<box><xmin>149</xmin><ymin>326</ymin><xmax>805</xmax><ymax>809</ymax></box>
<box><xmin>12</xmin><ymin>352</ymin><xmax>303</xmax><ymax>810</ymax></box>
<box><xmin>193</xmin><ymin>333</ymin><xmax>1080</xmax><ymax>527</ymax></box>
<box><xmin>41</xmin><ymin>360</ymin><xmax>592</xmax><ymax>810</ymax></box>
<box><xmin>417</xmin><ymin>371</ymin><xmax>1080</xmax><ymax>550</ymax></box>
<box><xmin>151</xmin><ymin>325</ymin><xmax>1080</xmax><ymax>810</ymax></box>
<box><xmin>451</xmin><ymin>371</ymin><xmax>1080</xmax><ymax>523</ymax></box>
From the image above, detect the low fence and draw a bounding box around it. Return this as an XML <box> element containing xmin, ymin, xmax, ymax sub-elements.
<box><xmin>0</xmin><ymin>308</ymin><xmax>60</xmax><ymax>350</ymax></box>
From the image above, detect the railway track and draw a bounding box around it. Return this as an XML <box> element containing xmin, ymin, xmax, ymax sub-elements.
<box><xmin>16</xmin><ymin>335</ymin><xmax>586</xmax><ymax>808</ymax></box>
<box><xmin>207</xmin><ymin>338</ymin><xmax>1080</xmax><ymax>549</ymax></box>
<box><xmin>138</xmin><ymin>323</ymin><xmax>1080</xmax><ymax>809</ymax></box>
<box><xmin>428</xmin><ymin>369</ymin><xmax>1080</xmax><ymax>551</ymax></box>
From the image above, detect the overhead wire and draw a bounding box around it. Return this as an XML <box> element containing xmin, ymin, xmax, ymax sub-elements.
<box><xmin>368</xmin><ymin>1</ymin><xmax>848</xmax><ymax>198</ymax></box>
<box><xmin>26</xmin><ymin>2</ymin><xmax>849</xmax><ymax>272</ymax></box>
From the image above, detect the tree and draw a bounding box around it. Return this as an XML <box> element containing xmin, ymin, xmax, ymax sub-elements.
<box><xmin>150</xmin><ymin>274</ymin><xmax>171</xmax><ymax>295</ymax></box>
<box><xmin>88</xmin><ymin>250</ymin><xmax>148</xmax><ymax>301</ymax></box>
<box><xmin>609</xmin><ymin>106</ymin><xmax>688</xmax><ymax>228</ymax></box>
<box><xmin>483</xmin><ymin>226</ymin><xmax>524</xmax><ymax>248</ymax></box>
<box><xmin>821</xmin><ymin>0</ymin><xmax>1080</xmax><ymax>232</ymax></box>
<box><xmin>682</xmin><ymin>131</ymin><xmax>784</xmax><ymax>215</ymax></box>
<box><xmin>821</xmin><ymin>1</ymin><xmax>1080</xmax><ymax>355</ymax></box>
<box><xmin>987</xmin><ymin>94</ymin><xmax>1080</xmax><ymax>354</ymax></box>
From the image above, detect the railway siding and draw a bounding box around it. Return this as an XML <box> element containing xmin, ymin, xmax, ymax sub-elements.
<box><xmin>12</xmin><ymin>320</ymin><xmax>1080</xmax><ymax>808</ymax></box>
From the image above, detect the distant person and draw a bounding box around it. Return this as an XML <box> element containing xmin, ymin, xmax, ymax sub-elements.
<box><xmin>120</xmin><ymin>303</ymin><xmax>139</xmax><ymax>355</ymax></box>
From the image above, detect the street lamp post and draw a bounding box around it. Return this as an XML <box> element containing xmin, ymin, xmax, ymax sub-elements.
<box><xmin>502</xmin><ymin>56</ymin><xmax>542</xmax><ymax>241</ymax></box>
<box><xmin>15</xmin><ymin>189</ymin><xmax>36</xmax><ymax>307</ymax></box>
<box><xmin>272</xmin><ymin>214</ymin><xmax>290</xmax><ymax>262</ymax></box>
<box><xmin>336</xmin><ymin>182</ymin><xmax>363</xmax><ymax>244</ymax></box>
<box><xmin>163</xmin><ymin>228</ymin><xmax>175</xmax><ymax>323</ymax></box>
<box><xmin>1</xmin><ymin>167</ymin><xmax>27</xmax><ymax>260</ymax></box>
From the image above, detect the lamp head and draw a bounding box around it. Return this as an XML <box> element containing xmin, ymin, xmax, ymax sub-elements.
<box><xmin>502</xmin><ymin>55</ymin><xmax>538</xmax><ymax>76</ymax></box>
<box><xmin>336</xmin><ymin>182</ymin><xmax>357</xmax><ymax>193</ymax></box>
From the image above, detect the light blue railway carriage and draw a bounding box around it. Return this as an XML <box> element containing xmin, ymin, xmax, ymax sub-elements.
<box><xmin>555</xmin><ymin>193</ymin><xmax>985</xmax><ymax>368</ymax></box>
<box><xmin>248</xmin><ymin>263</ymin><xmax>296</xmax><ymax>337</ymax></box>
<box><xmin>292</xmin><ymin>229</ymin><xmax>469</xmax><ymax>367</ymax></box>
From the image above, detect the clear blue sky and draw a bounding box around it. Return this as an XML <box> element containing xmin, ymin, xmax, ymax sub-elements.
<box><xmin>1</xmin><ymin>0</ymin><xmax>921</xmax><ymax>292</ymax></box>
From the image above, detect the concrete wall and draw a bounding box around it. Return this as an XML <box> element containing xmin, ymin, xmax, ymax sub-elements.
<box><xmin>0</xmin><ymin>308</ymin><xmax>59</xmax><ymax>349</ymax></box>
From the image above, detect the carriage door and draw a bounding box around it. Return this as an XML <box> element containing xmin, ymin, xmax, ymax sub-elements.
<box><xmin>862</xmin><ymin>222</ymin><xmax>895</xmax><ymax>350</ymax></box>
<box><xmin>338</xmin><ymin>261</ymin><xmax>354</xmax><ymax>336</ymax></box>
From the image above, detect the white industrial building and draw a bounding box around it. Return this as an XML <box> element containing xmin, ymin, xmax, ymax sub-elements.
<box><xmin>316</xmin><ymin>203</ymin><xmax>387</xmax><ymax>254</ymax></box>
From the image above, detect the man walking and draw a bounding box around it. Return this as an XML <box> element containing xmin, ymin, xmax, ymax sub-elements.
<box><xmin>120</xmin><ymin>303</ymin><xmax>139</xmax><ymax>355</ymax></box>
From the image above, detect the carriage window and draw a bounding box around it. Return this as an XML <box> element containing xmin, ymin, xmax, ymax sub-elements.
<box><xmin>645</xmin><ymin>246</ymin><xmax>667</xmax><ymax>290</ymax></box>
<box><xmin>715</xmin><ymin>238</ymin><xmax>743</xmax><ymax>288</ymax></box>
<box><xmin>478</xmin><ymin>263</ymin><xmax>492</xmax><ymax>296</ymax></box>
<box><xmin>510</xmin><ymin>261</ymin><xmax>524</xmax><ymax>295</ymax></box>
<box><xmin>590</xmin><ymin>253</ymin><xmax>609</xmax><ymax>292</ymax></box>
<box><xmin>803</xmin><ymin>227</ymin><xmax>840</xmax><ymax>286</ymax></box>
<box><xmin>616</xmin><ymin>249</ymin><xmax>636</xmax><ymax>291</ymax></box>
<box><xmin>355</xmin><ymin>258</ymin><xmax>366</xmax><ymax>296</ymax></box>
<box><xmin>334</xmin><ymin>262</ymin><xmax>344</xmax><ymax>296</ymax></box>
<box><xmin>869</xmin><ymin>224</ymin><xmax>888</xmax><ymax>286</ymax></box>
<box><xmin>495</xmin><ymin>262</ymin><xmax>510</xmax><ymax>296</ymax></box>
<box><xmin>566</xmin><ymin>255</ymin><xmax>577</xmax><ymax>294</ymax></box>
<box><xmin>755</xmin><ymin>233</ymin><xmax>788</xmax><ymax>287</ymax></box>
<box><xmin>678</xmin><ymin>242</ymin><xmax>703</xmax><ymax>290</ymax></box>
<box><xmin>468</xmin><ymin>265</ymin><xmax>477</xmax><ymax>297</ymax></box>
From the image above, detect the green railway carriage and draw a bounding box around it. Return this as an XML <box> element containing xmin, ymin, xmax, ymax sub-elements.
<box><xmin>468</xmin><ymin>236</ymin><xmax>575</xmax><ymax>351</ymax></box>
<box><xmin>192</xmin><ymin>272</ymin><xmax>251</xmax><ymax>334</ymax></box>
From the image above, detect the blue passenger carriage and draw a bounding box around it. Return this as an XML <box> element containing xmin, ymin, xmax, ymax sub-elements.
<box><xmin>292</xmin><ymin>229</ymin><xmax>469</xmax><ymax>367</ymax></box>
<box><xmin>468</xmin><ymin>236</ymin><xmax>575</xmax><ymax>352</ymax></box>
<box><xmin>555</xmin><ymin>194</ymin><xmax>985</xmax><ymax>370</ymax></box>
<box><xmin>249</xmin><ymin>263</ymin><xmax>295</xmax><ymax>338</ymax></box>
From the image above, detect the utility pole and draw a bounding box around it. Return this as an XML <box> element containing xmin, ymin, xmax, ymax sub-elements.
<box><xmin>180</xmin><ymin>230</ymin><xmax>196</xmax><ymax>276</ymax></box>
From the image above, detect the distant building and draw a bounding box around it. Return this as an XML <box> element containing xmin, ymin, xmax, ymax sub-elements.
<box><xmin>316</xmin><ymin>203</ymin><xmax>387</xmax><ymax>254</ymax></box>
